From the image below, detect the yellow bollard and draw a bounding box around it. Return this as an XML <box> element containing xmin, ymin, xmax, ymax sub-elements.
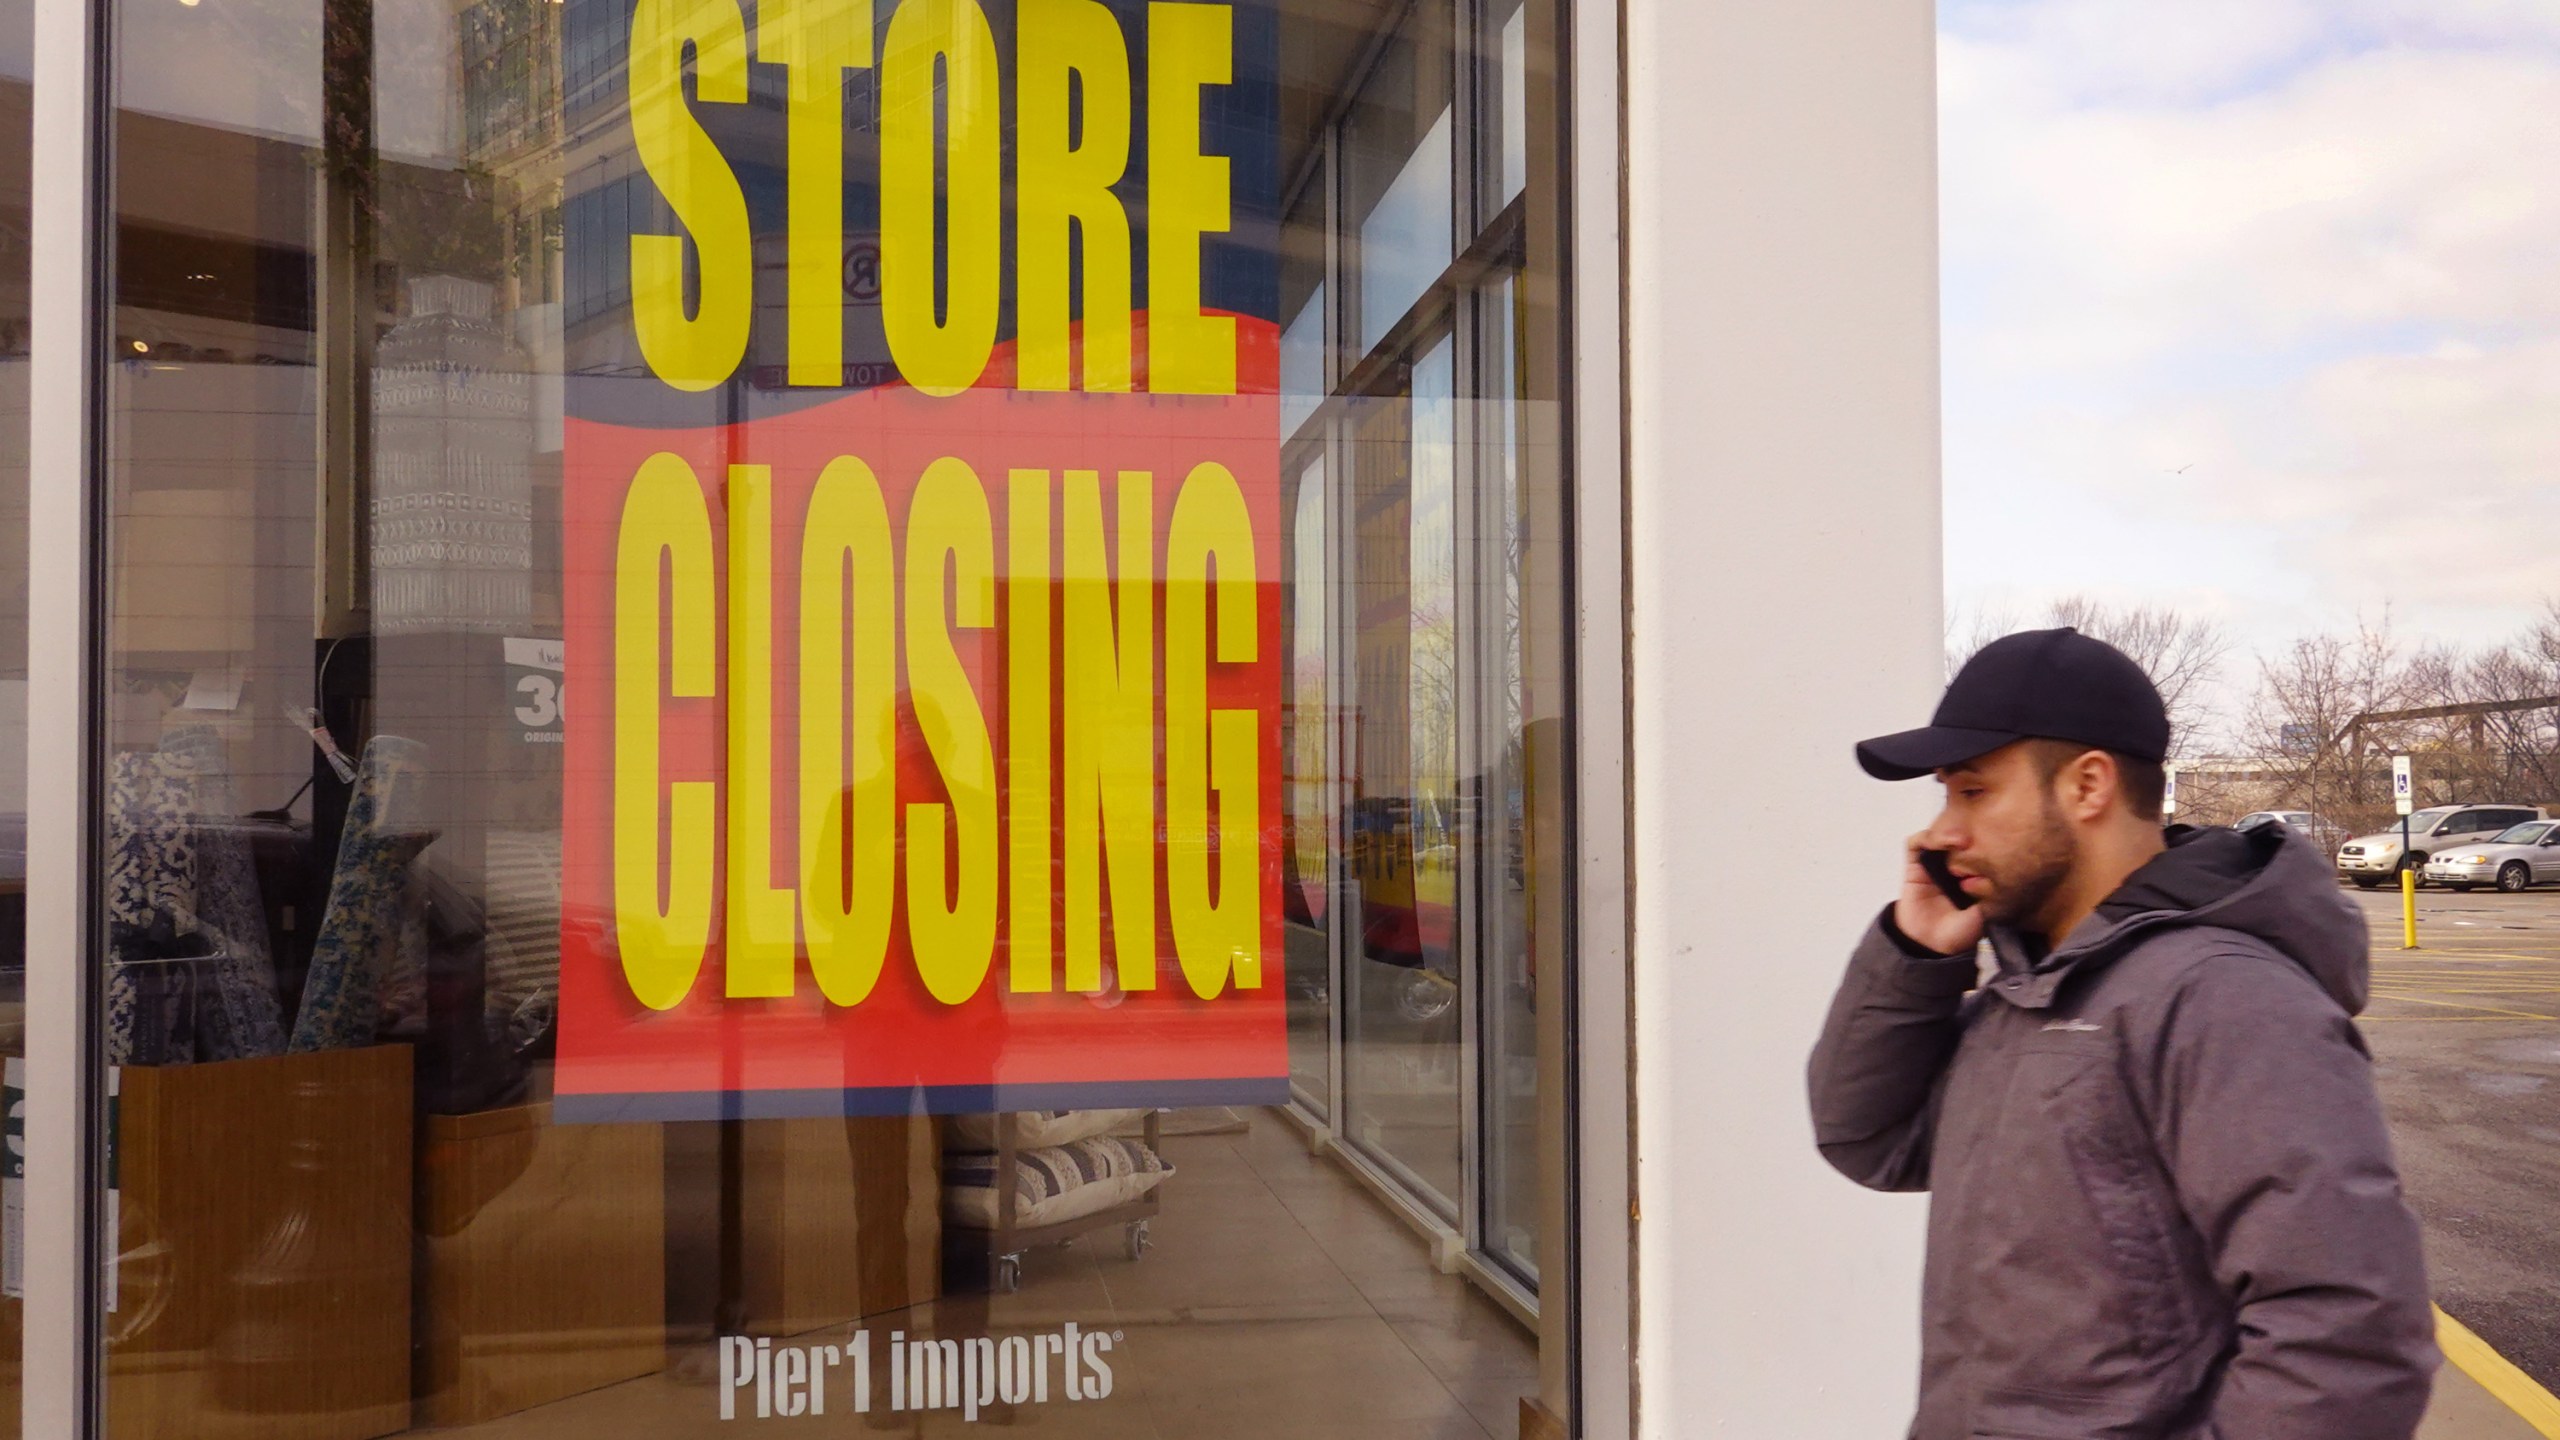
<box><xmin>2402</xmin><ymin>865</ymin><xmax>2419</xmax><ymax>950</ymax></box>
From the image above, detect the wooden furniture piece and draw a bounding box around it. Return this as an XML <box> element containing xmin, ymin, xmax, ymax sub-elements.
<box><xmin>416</xmin><ymin>1101</ymin><xmax>666</xmax><ymax>1427</ymax></box>
<box><xmin>106</xmin><ymin>1045</ymin><xmax>413</xmax><ymax>1440</ymax></box>
<box><xmin>950</xmin><ymin>1112</ymin><xmax>1164</xmax><ymax>1295</ymax></box>
<box><xmin>736</xmin><ymin>1114</ymin><xmax>942</xmax><ymax>1336</ymax></box>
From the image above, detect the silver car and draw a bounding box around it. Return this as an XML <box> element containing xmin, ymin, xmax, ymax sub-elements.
<box><xmin>2423</xmin><ymin>821</ymin><xmax>2560</xmax><ymax>893</ymax></box>
<box><xmin>2235</xmin><ymin>810</ymin><xmax>2345</xmax><ymax>858</ymax></box>
<box><xmin>2336</xmin><ymin>804</ymin><xmax>2547</xmax><ymax>888</ymax></box>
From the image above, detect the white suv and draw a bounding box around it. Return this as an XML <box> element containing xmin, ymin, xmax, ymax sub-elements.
<box><xmin>2336</xmin><ymin>805</ymin><xmax>2549</xmax><ymax>888</ymax></box>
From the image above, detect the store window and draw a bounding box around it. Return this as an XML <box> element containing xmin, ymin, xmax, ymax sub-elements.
<box><xmin>85</xmin><ymin>0</ymin><xmax>1576</xmax><ymax>1435</ymax></box>
<box><xmin>0</xmin><ymin>0</ymin><xmax>27</xmax><ymax>1424</ymax></box>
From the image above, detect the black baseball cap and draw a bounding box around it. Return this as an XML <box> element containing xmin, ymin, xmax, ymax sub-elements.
<box><xmin>1856</xmin><ymin>627</ymin><xmax>2170</xmax><ymax>781</ymax></box>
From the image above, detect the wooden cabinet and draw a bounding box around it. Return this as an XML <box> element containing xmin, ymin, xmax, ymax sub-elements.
<box><xmin>416</xmin><ymin>1102</ymin><xmax>666</xmax><ymax>1428</ymax></box>
<box><xmin>104</xmin><ymin>1046</ymin><xmax>412</xmax><ymax>1440</ymax></box>
<box><xmin>737</xmin><ymin>1115</ymin><xmax>942</xmax><ymax>1337</ymax></box>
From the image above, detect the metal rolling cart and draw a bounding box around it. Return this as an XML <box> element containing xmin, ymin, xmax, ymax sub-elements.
<box><xmin>950</xmin><ymin>1111</ymin><xmax>1165</xmax><ymax>1295</ymax></box>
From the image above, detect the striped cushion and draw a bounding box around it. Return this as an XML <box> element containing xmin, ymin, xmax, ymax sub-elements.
<box><xmin>943</xmin><ymin>1137</ymin><xmax>1171</xmax><ymax>1230</ymax></box>
<box><xmin>946</xmin><ymin>1109</ymin><xmax>1147</xmax><ymax>1152</ymax></box>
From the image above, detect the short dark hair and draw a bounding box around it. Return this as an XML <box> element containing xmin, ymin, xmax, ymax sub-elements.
<box><xmin>2031</xmin><ymin>740</ymin><xmax>2166</xmax><ymax>823</ymax></box>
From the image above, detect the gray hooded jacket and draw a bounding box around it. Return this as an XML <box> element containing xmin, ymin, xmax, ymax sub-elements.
<box><xmin>1808</xmin><ymin>824</ymin><xmax>2438</xmax><ymax>1440</ymax></box>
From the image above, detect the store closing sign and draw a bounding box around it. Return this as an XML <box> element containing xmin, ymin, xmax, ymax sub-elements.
<box><xmin>556</xmin><ymin>0</ymin><xmax>1287</xmax><ymax>1120</ymax></box>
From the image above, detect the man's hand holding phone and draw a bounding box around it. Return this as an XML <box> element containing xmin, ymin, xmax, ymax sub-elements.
<box><xmin>1897</xmin><ymin>834</ymin><xmax>1987</xmax><ymax>955</ymax></box>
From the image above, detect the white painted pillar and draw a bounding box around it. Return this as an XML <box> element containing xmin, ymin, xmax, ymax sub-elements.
<box><xmin>1622</xmin><ymin>0</ymin><xmax>1946</xmax><ymax>1433</ymax></box>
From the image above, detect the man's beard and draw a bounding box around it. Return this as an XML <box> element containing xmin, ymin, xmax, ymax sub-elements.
<box><xmin>1978</xmin><ymin>799</ymin><xmax>2078</xmax><ymax>930</ymax></box>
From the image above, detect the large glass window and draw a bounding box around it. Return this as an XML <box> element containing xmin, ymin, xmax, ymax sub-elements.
<box><xmin>0</xmin><ymin>0</ymin><xmax>27</xmax><ymax>1424</ymax></box>
<box><xmin>83</xmin><ymin>0</ymin><xmax>1577</xmax><ymax>1435</ymax></box>
<box><xmin>1346</xmin><ymin>329</ymin><xmax>1465</xmax><ymax>1212</ymax></box>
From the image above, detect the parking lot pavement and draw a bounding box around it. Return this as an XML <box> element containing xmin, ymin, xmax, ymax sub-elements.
<box><xmin>2351</xmin><ymin>883</ymin><xmax>2560</xmax><ymax>1397</ymax></box>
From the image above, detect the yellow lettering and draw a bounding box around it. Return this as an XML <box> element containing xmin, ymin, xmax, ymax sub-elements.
<box><xmin>1062</xmin><ymin>470</ymin><xmax>1156</xmax><ymax>993</ymax></box>
<box><xmin>1007</xmin><ymin>470</ymin><xmax>1055</xmax><ymax>991</ymax></box>
<box><xmin>726</xmin><ymin>465</ymin><xmax>798</xmax><ymax>996</ymax></box>
<box><xmin>881</xmin><ymin>0</ymin><xmax>1003</xmax><ymax>396</ymax></box>
<box><xmin>630</xmin><ymin>0</ymin><xmax>753</xmax><ymax>391</ymax></box>
<box><xmin>757</xmin><ymin>0</ymin><xmax>874</xmax><ymax>386</ymax></box>
<box><xmin>1166</xmin><ymin>462</ymin><xmax>1260</xmax><ymax>995</ymax></box>
<box><xmin>905</xmin><ymin>458</ymin><xmax>1000</xmax><ymax>1002</ymax></box>
<box><xmin>1145</xmin><ymin>2</ymin><xmax>1234</xmax><ymax>395</ymax></box>
<box><xmin>1017</xmin><ymin>0</ymin><xmax>1133</xmax><ymax>392</ymax></box>
<box><xmin>799</xmin><ymin>456</ymin><xmax>899</xmax><ymax>1006</ymax></box>
<box><xmin>614</xmin><ymin>453</ymin><xmax>719</xmax><ymax>1009</ymax></box>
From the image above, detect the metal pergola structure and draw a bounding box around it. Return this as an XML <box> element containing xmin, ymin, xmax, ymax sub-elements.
<box><xmin>2335</xmin><ymin>695</ymin><xmax>2560</xmax><ymax>759</ymax></box>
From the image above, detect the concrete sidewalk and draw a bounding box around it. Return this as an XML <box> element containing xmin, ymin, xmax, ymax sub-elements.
<box><xmin>2423</xmin><ymin>1361</ymin><xmax>2548</xmax><ymax>1440</ymax></box>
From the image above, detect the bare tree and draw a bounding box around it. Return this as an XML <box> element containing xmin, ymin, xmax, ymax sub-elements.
<box><xmin>1947</xmin><ymin>595</ymin><xmax>2229</xmax><ymax>756</ymax></box>
<box><xmin>2235</xmin><ymin>616</ymin><xmax>2416</xmax><ymax>831</ymax></box>
<box><xmin>1944</xmin><ymin>599</ymin><xmax>2019</xmax><ymax>681</ymax></box>
<box><xmin>2401</xmin><ymin>608</ymin><xmax>2560</xmax><ymax>809</ymax></box>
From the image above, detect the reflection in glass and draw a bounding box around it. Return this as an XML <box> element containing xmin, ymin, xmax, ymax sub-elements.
<box><xmin>0</xmin><ymin>10</ymin><xmax>26</xmax><ymax>1429</ymax></box>
<box><xmin>1347</xmin><ymin>336</ymin><xmax>1463</xmax><ymax>1215</ymax></box>
<box><xmin>1285</xmin><ymin>454</ymin><xmax>1332</xmax><ymax>1113</ymax></box>
<box><xmin>1491</xmin><ymin>0</ymin><xmax>1528</xmax><ymax>207</ymax></box>
<box><xmin>1480</xmin><ymin>275</ymin><xmax>1539</xmax><ymax>1281</ymax></box>
<box><xmin>82</xmin><ymin>0</ymin><xmax>1570</xmax><ymax>1432</ymax></box>
<box><xmin>1281</xmin><ymin>173</ymin><xmax>1328</xmax><ymax>440</ymax></box>
<box><xmin>1344</xmin><ymin>10</ymin><xmax>1453</xmax><ymax>355</ymax></box>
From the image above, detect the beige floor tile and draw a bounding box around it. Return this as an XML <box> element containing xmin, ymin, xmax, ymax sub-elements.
<box><xmin>1141</xmin><ymin>1408</ymin><xmax>1494</xmax><ymax>1440</ymax></box>
<box><xmin>1385</xmin><ymin>1298</ymin><xmax>1539</xmax><ymax>1390</ymax></box>
<box><xmin>1111</xmin><ymin>1315</ymin><xmax>1475</xmax><ymax>1428</ymax></box>
<box><xmin>437</xmin><ymin>1107</ymin><xmax>1530</xmax><ymax>1440</ymax></box>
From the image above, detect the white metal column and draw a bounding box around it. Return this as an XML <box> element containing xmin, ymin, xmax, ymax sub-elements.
<box><xmin>1561</xmin><ymin>0</ymin><xmax>1629</xmax><ymax>1434</ymax></box>
<box><xmin>25</xmin><ymin>0</ymin><xmax>102</xmax><ymax>1428</ymax></box>
<box><xmin>1620</xmin><ymin>0</ymin><xmax>1943</xmax><ymax>1434</ymax></box>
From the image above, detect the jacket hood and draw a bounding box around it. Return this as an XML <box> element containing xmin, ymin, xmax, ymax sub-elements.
<box><xmin>1989</xmin><ymin>823</ymin><xmax>2372</xmax><ymax>1014</ymax></box>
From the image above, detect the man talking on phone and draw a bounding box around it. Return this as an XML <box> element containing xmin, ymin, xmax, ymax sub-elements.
<box><xmin>1808</xmin><ymin>627</ymin><xmax>2437</xmax><ymax>1440</ymax></box>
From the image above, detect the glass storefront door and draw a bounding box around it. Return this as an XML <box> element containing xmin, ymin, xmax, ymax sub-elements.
<box><xmin>1275</xmin><ymin>0</ymin><xmax>1568</xmax><ymax>1309</ymax></box>
<box><xmin>58</xmin><ymin>0</ymin><xmax>1583</xmax><ymax>1435</ymax></box>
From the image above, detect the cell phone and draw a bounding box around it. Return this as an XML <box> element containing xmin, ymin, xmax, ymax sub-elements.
<box><xmin>1918</xmin><ymin>849</ymin><xmax>1977</xmax><ymax>910</ymax></box>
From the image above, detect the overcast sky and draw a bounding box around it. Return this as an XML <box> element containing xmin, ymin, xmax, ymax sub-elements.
<box><xmin>1939</xmin><ymin>0</ymin><xmax>2560</xmax><ymax>741</ymax></box>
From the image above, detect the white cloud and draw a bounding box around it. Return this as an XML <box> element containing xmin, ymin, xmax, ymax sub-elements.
<box><xmin>1945</xmin><ymin>43</ymin><xmax>2560</xmax><ymax>372</ymax></box>
<box><xmin>1942</xmin><ymin>0</ymin><xmax>2560</xmax><ymax>732</ymax></box>
<box><xmin>1942</xmin><ymin>0</ymin><xmax>2334</xmax><ymax>108</ymax></box>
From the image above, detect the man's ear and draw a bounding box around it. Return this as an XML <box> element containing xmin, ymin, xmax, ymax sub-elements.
<box><xmin>2057</xmin><ymin>749</ymin><xmax>2117</xmax><ymax>822</ymax></box>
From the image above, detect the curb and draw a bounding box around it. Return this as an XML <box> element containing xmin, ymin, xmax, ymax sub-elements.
<box><xmin>2441</xmin><ymin>1308</ymin><xmax>2560</xmax><ymax>1438</ymax></box>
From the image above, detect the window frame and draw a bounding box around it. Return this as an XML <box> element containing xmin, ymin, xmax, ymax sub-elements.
<box><xmin>18</xmin><ymin>0</ymin><xmax>1638</xmax><ymax>1434</ymax></box>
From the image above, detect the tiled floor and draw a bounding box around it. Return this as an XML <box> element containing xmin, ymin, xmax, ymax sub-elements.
<box><xmin>442</xmin><ymin>1108</ymin><xmax>1540</xmax><ymax>1438</ymax></box>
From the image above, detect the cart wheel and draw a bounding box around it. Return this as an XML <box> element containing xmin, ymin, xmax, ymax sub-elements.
<box><xmin>1125</xmin><ymin>1219</ymin><xmax>1151</xmax><ymax>1261</ymax></box>
<box><xmin>996</xmin><ymin>1254</ymin><xmax>1023</xmax><ymax>1293</ymax></box>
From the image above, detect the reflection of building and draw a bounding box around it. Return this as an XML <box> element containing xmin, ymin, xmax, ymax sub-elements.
<box><xmin>370</xmin><ymin>275</ymin><xmax>535</xmax><ymax>636</ymax></box>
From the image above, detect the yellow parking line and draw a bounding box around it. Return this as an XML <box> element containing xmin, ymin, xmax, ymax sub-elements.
<box><xmin>2440</xmin><ymin>1307</ymin><xmax>2560</xmax><ymax>1438</ymax></box>
<box><xmin>2355</xmin><ymin>1009</ymin><xmax>2539</xmax><ymax>1019</ymax></box>
<box><xmin>2365</xmin><ymin>992</ymin><xmax>2557</xmax><ymax>1021</ymax></box>
<box><xmin>2386</xmin><ymin>949</ymin><xmax>2560</xmax><ymax>959</ymax></box>
<box><xmin>2374</xmin><ymin>980</ymin><xmax>2553</xmax><ymax>996</ymax></box>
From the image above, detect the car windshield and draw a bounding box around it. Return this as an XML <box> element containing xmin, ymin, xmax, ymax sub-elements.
<box><xmin>2493</xmin><ymin>823</ymin><xmax>2553</xmax><ymax>845</ymax></box>
<box><xmin>2398</xmin><ymin>808</ymin><xmax>2455</xmax><ymax>832</ymax></box>
<box><xmin>2237</xmin><ymin>813</ymin><xmax>2277</xmax><ymax>828</ymax></box>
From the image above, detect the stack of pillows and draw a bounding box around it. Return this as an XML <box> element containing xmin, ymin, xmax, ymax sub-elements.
<box><xmin>943</xmin><ymin>1111</ymin><xmax>1174</xmax><ymax>1230</ymax></box>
